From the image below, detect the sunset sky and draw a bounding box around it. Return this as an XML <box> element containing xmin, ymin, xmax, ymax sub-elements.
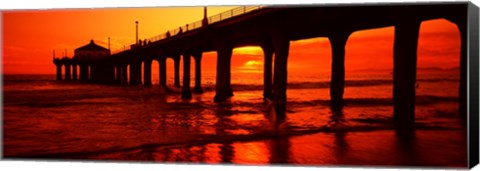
<box><xmin>2</xmin><ymin>6</ymin><xmax>461</xmax><ymax>75</ymax></box>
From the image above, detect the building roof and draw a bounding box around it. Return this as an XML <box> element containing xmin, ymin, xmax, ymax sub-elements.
<box><xmin>75</xmin><ymin>40</ymin><xmax>109</xmax><ymax>51</ymax></box>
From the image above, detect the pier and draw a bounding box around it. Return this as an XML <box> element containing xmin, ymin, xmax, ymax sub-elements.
<box><xmin>53</xmin><ymin>3</ymin><xmax>478</xmax><ymax>132</ymax></box>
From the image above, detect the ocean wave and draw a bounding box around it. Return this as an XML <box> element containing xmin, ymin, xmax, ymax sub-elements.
<box><xmin>6</xmin><ymin>93</ymin><xmax>457</xmax><ymax>109</ymax></box>
<box><xmin>200</xmin><ymin>95</ymin><xmax>458</xmax><ymax>110</ymax></box>
<box><xmin>212</xmin><ymin>78</ymin><xmax>458</xmax><ymax>92</ymax></box>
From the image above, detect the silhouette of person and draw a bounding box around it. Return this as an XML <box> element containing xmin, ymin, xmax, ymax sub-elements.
<box><xmin>166</xmin><ymin>31</ymin><xmax>171</xmax><ymax>38</ymax></box>
<box><xmin>186</xmin><ymin>24</ymin><xmax>189</xmax><ymax>31</ymax></box>
<box><xmin>178</xmin><ymin>27</ymin><xmax>183</xmax><ymax>34</ymax></box>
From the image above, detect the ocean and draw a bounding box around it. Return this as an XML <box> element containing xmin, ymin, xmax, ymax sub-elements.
<box><xmin>2</xmin><ymin>69</ymin><xmax>467</xmax><ymax>167</ymax></box>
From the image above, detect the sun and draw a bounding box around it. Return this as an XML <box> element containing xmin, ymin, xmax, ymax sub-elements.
<box><xmin>234</xmin><ymin>46</ymin><xmax>263</xmax><ymax>55</ymax></box>
<box><xmin>238</xmin><ymin>60</ymin><xmax>263</xmax><ymax>73</ymax></box>
<box><xmin>245</xmin><ymin>60</ymin><xmax>262</xmax><ymax>67</ymax></box>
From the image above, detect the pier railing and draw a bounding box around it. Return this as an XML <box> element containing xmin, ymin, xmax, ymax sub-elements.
<box><xmin>146</xmin><ymin>6</ymin><xmax>263</xmax><ymax>43</ymax></box>
<box><xmin>112</xmin><ymin>6</ymin><xmax>263</xmax><ymax>55</ymax></box>
<box><xmin>111</xmin><ymin>46</ymin><xmax>131</xmax><ymax>55</ymax></box>
<box><xmin>208</xmin><ymin>6</ymin><xmax>262</xmax><ymax>23</ymax></box>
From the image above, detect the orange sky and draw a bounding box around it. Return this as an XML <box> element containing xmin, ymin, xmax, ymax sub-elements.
<box><xmin>2</xmin><ymin>6</ymin><xmax>461</xmax><ymax>75</ymax></box>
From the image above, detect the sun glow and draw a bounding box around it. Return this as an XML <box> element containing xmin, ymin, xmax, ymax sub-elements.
<box><xmin>233</xmin><ymin>46</ymin><xmax>263</xmax><ymax>55</ymax></box>
<box><xmin>238</xmin><ymin>60</ymin><xmax>263</xmax><ymax>73</ymax></box>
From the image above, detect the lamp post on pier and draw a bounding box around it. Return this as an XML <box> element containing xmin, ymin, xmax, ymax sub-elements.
<box><xmin>202</xmin><ymin>7</ymin><xmax>208</xmax><ymax>27</ymax></box>
<box><xmin>135</xmin><ymin>21</ymin><xmax>139</xmax><ymax>45</ymax></box>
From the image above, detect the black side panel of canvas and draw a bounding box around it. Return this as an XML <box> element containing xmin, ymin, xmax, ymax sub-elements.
<box><xmin>468</xmin><ymin>1</ymin><xmax>479</xmax><ymax>169</ymax></box>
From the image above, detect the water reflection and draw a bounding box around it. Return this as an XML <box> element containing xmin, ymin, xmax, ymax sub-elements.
<box><xmin>232</xmin><ymin>141</ymin><xmax>269</xmax><ymax>164</ymax></box>
<box><xmin>266</xmin><ymin>136</ymin><xmax>290</xmax><ymax>163</ymax></box>
<box><xmin>214</xmin><ymin>102</ymin><xmax>291</xmax><ymax>164</ymax></box>
<box><xmin>214</xmin><ymin>104</ymin><xmax>234</xmax><ymax>163</ymax></box>
<box><xmin>329</xmin><ymin>105</ymin><xmax>350</xmax><ymax>162</ymax></box>
<box><xmin>220</xmin><ymin>143</ymin><xmax>234</xmax><ymax>163</ymax></box>
<box><xmin>328</xmin><ymin>104</ymin><xmax>347</xmax><ymax>128</ymax></box>
<box><xmin>89</xmin><ymin>98</ymin><xmax>463</xmax><ymax>166</ymax></box>
<box><xmin>3</xmin><ymin>80</ymin><xmax>467</xmax><ymax>167</ymax></box>
<box><xmin>394</xmin><ymin>132</ymin><xmax>419</xmax><ymax>166</ymax></box>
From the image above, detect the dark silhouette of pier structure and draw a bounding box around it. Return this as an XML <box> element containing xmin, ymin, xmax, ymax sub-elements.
<box><xmin>53</xmin><ymin>3</ymin><xmax>478</xmax><ymax>131</ymax></box>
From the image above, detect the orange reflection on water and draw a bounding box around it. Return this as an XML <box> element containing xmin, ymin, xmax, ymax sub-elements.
<box><xmin>231</xmin><ymin>141</ymin><xmax>270</xmax><ymax>164</ymax></box>
<box><xmin>229</xmin><ymin>114</ymin><xmax>265</xmax><ymax>126</ymax></box>
<box><xmin>203</xmin><ymin>143</ymin><xmax>222</xmax><ymax>164</ymax></box>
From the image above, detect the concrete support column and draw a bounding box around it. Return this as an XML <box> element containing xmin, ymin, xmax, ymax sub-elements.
<box><xmin>129</xmin><ymin>59</ymin><xmax>142</xmax><ymax>85</ymax></box>
<box><xmin>129</xmin><ymin>62</ymin><xmax>136</xmax><ymax>85</ymax></box>
<box><xmin>174</xmin><ymin>56</ymin><xmax>181</xmax><ymax>87</ymax></box>
<box><xmin>121</xmin><ymin>64</ymin><xmax>128</xmax><ymax>85</ymax></box>
<box><xmin>96</xmin><ymin>65</ymin><xmax>100</xmax><ymax>82</ymax></box>
<box><xmin>106</xmin><ymin>64</ymin><xmax>115</xmax><ymax>84</ymax></box>
<box><xmin>97</xmin><ymin>65</ymin><xmax>101</xmax><ymax>82</ymax></box>
<box><xmin>72</xmin><ymin>64</ymin><xmax>77</xmax><ymax>81</ymax></box>
<box><xmin>144</xmin><ymin>59</ymin><xmax>152</xmax><ymax>87</ymax></box>
<box><xmin>262</xmin><ymin>45</ymin><xmax>273</xmax><ymax>99</ymax></box>
<box><xmin>454</xmin><ymin>18</ymin><xmax>468</xmax><ymax>124</ymax></box>
<box><xmin>136</xmin><ymin>60</ymin><xmax>142</xmax><ymax>85</ymax></box>
<box><xmin>182</xmin><ymin>53</ymin><xmax>192</xmax><ymax>99</ymax></box>
<box><xmin>159</xmin><ymin>57</ymin><xmax>167</xmax><ymax>88</ymax></box>
<box><xmin>87</xmin><ymin>65</ymin><xmax>91</xmax><ymax>81</ymax></box>
<box><xmin>393</xmin><ymin>20</ymin><xmax>421</xmax><ymax>132</ymax></box>
<box><xmin>55</xmin><ymin>64</ymin><xmax>62</xmax><ymax>80</ymax></box>
<box><xmin>90</xmin><ymin>64</ymin><xmax>97</xmax><ymax>82</ymax></box>
<box><xmin>79</xmin><ymin>64</ymin><xmax>88</xmax><ymax>81</ymax></box>
<box><xmin>101</xmin><ymin>64</ymin><xmax>107</xmax><ymax>83</ymax></box>
<box><xmin>225</xmin><ymin>52</ymin><xmax>233</xmax><ymax>97</ymax></box>
<box><xmin>193</xmin><ymin>53</ymin><xmax>203</xmax><ymax>93</ymax></box>
<box><xmin>64</xmin><ymin>63</ymin><xmax>72</xmax><ymax>81</ymax></box>
<box><xmin>116</xmin><ymin>65</ymin><xmax>122</xmax><ymax>84</ymax></box>
<box><xmin>329</xmin><ymin>32</ymin><xmax>350</xmax><ymax>107</ymax></box>
<box><xmin>95</xmin><ymin>65</ymin><xmax>100</xmax><ymax>83</ymax></box>
<box><xmin>100</xmin><ymin>64</ymin><xmax>106</xmax><ymax>83</ymax></box>
<box><xmin>272</xmin><ymin>33</ymin><xmax>290</xmax><ymax>126</ymax></box>
<box><xmin>92</xmin><ymin>65</ymin><xmax>95</xmax><ymax>82</ymax></box>
<box><xmin>214</xmin><ymin>44</ymin><xmax>233</xmax><ymax>102</ymax></box>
